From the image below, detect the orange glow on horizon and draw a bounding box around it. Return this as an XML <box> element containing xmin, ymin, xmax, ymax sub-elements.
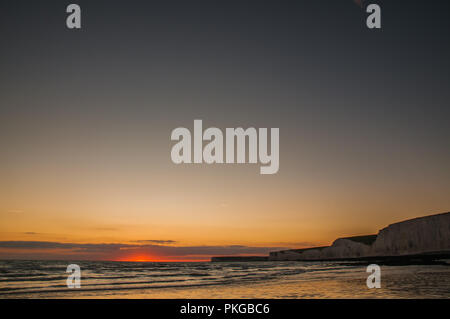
<box><xmin>114</xmin><ymin>254</ymin><xmax>209</xmax><ymax>263</ymax></box>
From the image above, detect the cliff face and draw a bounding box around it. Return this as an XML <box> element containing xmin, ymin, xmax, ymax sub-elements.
<box><xmin>270</xmin><ymin>237</ymin><xmax>373</xmax><ymax>260</ymax></box>
<box><xmin>371</xmin><ymin>212</ymin><xmax>450</xmax><ymax>256</ymax></box>
<box><xmin>318</xmin><ymin>238</ymin><xmax>372</xmax><ymax>259</ymax></box>
<box><xmin>269</xmin><ymin>212</ymin><xmax>450</xmax><ymax>261</ymax></box>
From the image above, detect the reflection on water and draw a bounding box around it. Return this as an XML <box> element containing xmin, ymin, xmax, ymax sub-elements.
<box><xmin>0</xmin><ymin>260</ymin><xmax>449</xmax><ymax>298</ymax></box>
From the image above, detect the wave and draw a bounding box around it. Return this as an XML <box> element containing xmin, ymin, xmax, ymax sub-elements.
<box><xmin>0</xmin><ymin>260</ymin><xmax>349</xmax><ymax>297</ymax></box>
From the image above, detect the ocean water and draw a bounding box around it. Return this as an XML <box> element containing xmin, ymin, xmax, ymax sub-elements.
<box><xmin>0</xmin><ymin>260</ymin><xmax>449</xmax><ymax>298</ymax></box>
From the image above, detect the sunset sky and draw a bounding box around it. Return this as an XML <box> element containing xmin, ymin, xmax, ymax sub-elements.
<box><xmin>1</xmin><ymin>0</ymin><xmax>449</xmax><ymax>261</ymax></box>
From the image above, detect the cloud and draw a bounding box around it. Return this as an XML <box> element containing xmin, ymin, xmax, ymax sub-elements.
<box><xmin>4</xmin><ymin>210</ymin><xmax>24</xmax><ymax>214</ymax></box>
<box><xmin>131</xmin><ymin>240</ymin><xmax>177</xmax><ymax>244</ymax></box>
<box><xmin>0</xmin><ymin>241</ymin><xmax>126</xmax><ymax>251</ymax></box>
<box><xmin>0</xmin><ymin>241</ymin><xmax>290</xmax><ymax>261</ymax></box>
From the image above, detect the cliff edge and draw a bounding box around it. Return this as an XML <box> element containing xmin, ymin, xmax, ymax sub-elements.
<box><xmin>269</xmin><ymin>212</ymin><xmax>450</xmax><ymax>261</ymax></box>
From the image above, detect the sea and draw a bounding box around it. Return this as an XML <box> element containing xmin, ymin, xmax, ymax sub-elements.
<box><xmin>0</xmin><ymin>260</ymin><xmax>449</xmax><ymax>298</ymax></box>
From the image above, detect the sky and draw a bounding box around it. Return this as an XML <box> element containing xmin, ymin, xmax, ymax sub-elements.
<box><xmin>1</xmin><ymin>0</ymin><xmax>449</xmax><ymax>261</ymax></box>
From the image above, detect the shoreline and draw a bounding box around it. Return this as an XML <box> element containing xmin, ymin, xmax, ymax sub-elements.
<box><xmin>211</xmin><ymin>252</ymin><xmax>450</xmax><ymax>265</ymax></box>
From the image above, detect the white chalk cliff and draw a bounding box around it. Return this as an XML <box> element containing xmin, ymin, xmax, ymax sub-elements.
<box><xmin>269</xmin><ymin>212</ymin><xmax>450</xmax><ymax>261</ymax></box>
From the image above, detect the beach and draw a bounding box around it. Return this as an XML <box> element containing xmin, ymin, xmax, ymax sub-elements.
<box><xmin>1</xmin><ymin>260</ymin><xmax>449</xmax><ymax>299</ymax></box>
